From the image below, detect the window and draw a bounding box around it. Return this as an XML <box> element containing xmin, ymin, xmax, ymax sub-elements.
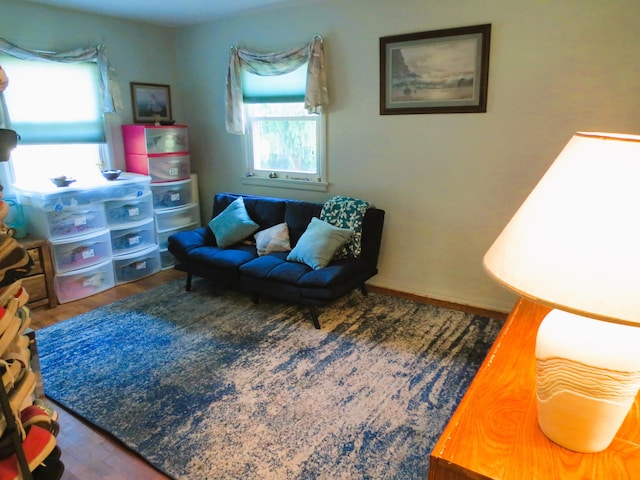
<box><xmin>228</xmin><ymin>37</ymin><xmax>329</xmax><ymax>192</ymax></box>
<box><xmin>244</xmin><ymin>102</ymin><xmax>326</xmax><ymax>189</ymax></box>
<box><xmin>0</xmin><ymin>55</ymin><xmax>108</xmax><ymax>189</ymax></box>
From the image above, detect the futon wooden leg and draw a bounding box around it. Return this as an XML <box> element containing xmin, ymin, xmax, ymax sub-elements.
<box><xmin>186</xmin><ymin>273</ymin><xmax>192</xmax><ymax>291</ymax></box>
<box><xmin>250</xmin><ymin>292</ymin><xmax>259</xmax><ymax>304</ymax></box>
<box><xmin>308</xmin><ymin>306</ymin><xmax>321</xmax><ymax>329</ymax></box>
<box><xmin>360</xmin><ymin>284</ymin><xmax>369</xmax><ymax>296</ymax></box>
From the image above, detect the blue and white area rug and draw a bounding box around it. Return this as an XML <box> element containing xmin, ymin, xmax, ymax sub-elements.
<box><xmin>36</xmin><ymin>279</ymin><xmax>503</xmax><ymax>479</ymax></box>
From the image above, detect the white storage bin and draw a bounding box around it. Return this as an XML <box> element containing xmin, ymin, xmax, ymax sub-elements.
<box><xmin>54</xmin><ymin>259</ymin><xmax>115</xmax><ymax>304</ymax></box>
<box><xmin>113</xmin><ymin>245</ymin><xmax>161</xmax><ymax>284</ymax></box>
<box><xmin>105</xmin><ymin>192</ymin><xmax>154</xmax><ymax>227</ymax></box>
<box><xmin>150</xmin><ymin>179</ymin><xmax>192</xmax><ymax>209</ymax></box>
<box><xmin>125</xmin><ymin>153</ymin><xmax>190</xmax><ymax>183</ymax></box>
<box><xmin>51</xmin><ymin>228</ymin><xmax>113</xmax><ymax>273</ymax></box>
<box><xmin>110</xmin><ymin>218</ymin><xmax>156</xmax><ymax>256</ymax></box>
<box><xmin>156</xmin><ymin>221</ymin><xmax>199</xmax><ymax>250</ymax></box>
<box><xmin>154</xmin><ymin>203</ymin><xmax>200</xmax><ymax>232</ymax></box>
<box><xmin>24</xmin><ymin>203</ymin><xmax>107</xmax><ymax>240</ymax></box>
<box><xmin>159</xmin><ymin>248</ymin><xmax>176</xmax><ymax>269</ymax></box>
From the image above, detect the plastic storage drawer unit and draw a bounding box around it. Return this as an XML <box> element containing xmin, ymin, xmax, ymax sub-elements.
<box><xmin>150</xmin><ymin>179</ymin><xmax>192</xmax><ymax>209</ymax></box>
<box><xmin>113</xmin><ymin>245</ymin><xmax>161</xmax><ymax>284</ymax></box>
<box><xmin>50</xmin><ymin>228</ymin><xmax>113</xmax><ymax>273</ymax></box>
<box><xmin>110</xmin><ymin>218</ymin><xmax>155</xmax><ymax>256</ymax></box>
<box><xmin>154</xmin><ymin>203</ymin><xmax>200</xmax><ymax>232</ymax></box>
<box><xmin>105</xmin><ymin>192</ymin><xmax>154</xmax><ymax>227</ymax></box>
<box><xmin>54</xmin><ymin>259</ymin><xmax>115</xmax><ymax>304</ymax></box>
<box><xmin>24</xmin><ymin>203</ymin><xmax>107</xmax><ymax>240</ymax></box>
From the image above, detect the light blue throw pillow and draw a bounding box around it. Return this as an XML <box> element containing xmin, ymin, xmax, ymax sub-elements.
<box><xmin>208</xmin><ymin>197</ymin><xmax>259</xmax><ymax>248</ymax></box>
<box><xmin>286</xmin><ymin>217</ymin><xmax>354</xmax><ymax>270</ymax></box>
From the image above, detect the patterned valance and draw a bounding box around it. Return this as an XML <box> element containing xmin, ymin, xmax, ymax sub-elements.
<box><xmin>0</xmin><ymin>37</ymin><xmax>122</xmax><ymax>129</ymax></box>
<box><xmin>225</xmin><ymin>35</ymin><xmax>328</xmax><ymax>135</ymax></box>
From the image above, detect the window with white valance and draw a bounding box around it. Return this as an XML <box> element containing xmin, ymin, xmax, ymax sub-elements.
<box><xmin>0</xmin><ymin>37</ymin><xmax>121</xmax><ymax>133</ymax></box>
<box><xmin>228</xmin><ymin>36</ymin><xmax>329</xmax><ymax>191</ymax></box>
<box><xmin>0</xmin><ymin>38</ymin><xmax>121</xmax><ymax>189</ymax></box>
<box><xmin>226</xmin><ymin>35</ymin><xmax>328</xmax><ymax>135</ymax></box>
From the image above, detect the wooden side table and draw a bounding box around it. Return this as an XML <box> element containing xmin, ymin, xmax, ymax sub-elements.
<box><xmin>18</xmin><ymin>236</ymin><xmax>57</xmax><ymax>309</ymax></box>
<box><xmin>429</xmin><ymin>298</ymin><xmax>640</xmax><ymax>480</ymax></box>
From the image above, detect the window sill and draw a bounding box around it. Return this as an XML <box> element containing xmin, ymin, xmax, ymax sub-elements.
<box><xmin>241</xmin><ymin>175</ymin><xmax>328</xmax><ymax>192</ymax></box>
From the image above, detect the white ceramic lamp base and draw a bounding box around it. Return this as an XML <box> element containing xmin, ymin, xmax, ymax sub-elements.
<box><xmin>535</xmin><ymin>309</ymin><xmax>640</xmax><ymax>453</ymax></box>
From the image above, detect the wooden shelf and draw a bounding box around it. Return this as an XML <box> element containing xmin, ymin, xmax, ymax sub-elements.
<box><xmin>429</xmin><ymin>298</ymin><xmax>640</xmax><ymax>480</ymax></box>
<box><xmin>18</xmin><ymin>236</ymin><xmax>57</xmax><ymax>309</ymax></box>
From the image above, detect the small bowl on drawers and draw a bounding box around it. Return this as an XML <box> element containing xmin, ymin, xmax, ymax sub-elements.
<box><xmin>50</xmin><ymin>176</ymin><xmax>76</xmax><ymax>188</ymax></box>
<box><xmin>101</xmin><ymin>169</ymin><xmax>122</xmax><ymax>181</ymax></box>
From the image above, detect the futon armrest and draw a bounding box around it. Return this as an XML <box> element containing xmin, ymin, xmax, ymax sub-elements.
<box><xmin>167</xmin><ymin>226</ymin><xmax>215</xmax><ymax>259</ymax></box>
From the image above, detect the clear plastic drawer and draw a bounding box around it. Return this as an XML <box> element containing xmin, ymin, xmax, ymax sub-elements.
<box><xmin>122</xmin><ymin>125</ymin><xmax>188</xmax><ymax>154</ymax></box>
<box><xmin>144</xmin><ymin>127</ymin><xmax>188</xmax><ymax>154</ymax></box>
<box><xmin>110</xmin><ymin>218</ymin><xmax>156</xmax><ymax>256</ymax></box>
<box><xmin>125</xmin><ymin>153</ymin><xmax>190</xmax><ymax>183</ymax></box>
<box><xmin>50</xmin><ymin>228</ymin><xmax>113</xmax><ymax>273</ymax></box>
<box><xmin>154</xmin><ymin>203</ymin><xmax>200</xmax><ymax>232</ymax></box>
<box><xmin>102</xmin><ymin>174</ymin><xmax>151</xmax><ymax>200</ymax></box>
<box><xmin>156</xmin><ymin>221</ymin><xmax>199</xmax><ymax>250</ymax></box>
<box><xmin>105</xmin><ymin>191</ymin><xmax>154</xmax><ymax>227</ymax></box>
<box><xmin>159</xmin><ymin>248</ymin><xmax>176</xmax><ymax>269</ymax></box>
<box><xmin>24</xmin><ymin>203</ymin><xmax>107</xmax><ymax>240</ymax></box>
<box><xmin>150</xmin><ymin>179</ymin><xmax>192</xmax><ymax>209</ymax></box>
<box><xmin>113</xmin><ymin>245</ymin><xmax>160</xmax><ymax>284</ymax></box>
<box><xmin>54</xmin><ymin>260</ymin><xmax>115</xmax><ymax>304</ymax></box>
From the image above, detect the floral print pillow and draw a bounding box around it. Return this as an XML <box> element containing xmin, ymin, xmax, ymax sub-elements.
<box><xmin>320</xmin><ymin>196</ymin><xmax>371</xmax><ymax>258</ymax></box>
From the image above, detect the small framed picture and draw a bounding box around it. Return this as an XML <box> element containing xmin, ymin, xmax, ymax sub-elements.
<box><xmin>380</xmin><ymin>24</ymin><xmax>491</xmax><ymax>115</ymax></box>
<box><xmin>130</xmin><ymin>82</ymin><xmax>173</xmax><ymax>123</ymax></box>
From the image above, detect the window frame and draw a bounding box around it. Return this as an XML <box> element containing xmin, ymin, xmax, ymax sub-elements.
<box><xmin>241</xmin><ymin>101</ymin><xmax>327</xmax><ymax>192</ymax></box>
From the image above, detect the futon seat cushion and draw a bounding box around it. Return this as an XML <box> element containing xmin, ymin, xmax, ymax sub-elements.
<box><xmin>239</xmin><ymin>253</ymin><xmax>368</xmax><ymax>288</ymax></box>
<box><xmin>189</xmin><ymin>244</ymin><xmax>257</xmax><ymax>269</ymax></box>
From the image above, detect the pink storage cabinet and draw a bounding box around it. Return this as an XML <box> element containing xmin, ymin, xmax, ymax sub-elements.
<box><xmin>122</xmin><ymin>124</ymin><xmax>190</xmax><ymax>182</ymax></box>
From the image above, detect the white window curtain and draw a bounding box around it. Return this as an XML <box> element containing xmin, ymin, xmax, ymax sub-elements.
<box><xmin>226</xmin><ymin>35</ymin><xmax>328</xmax><ymax>135</ymax></box>
<box><xmin>0</xmin><ymin>37</ymin><xmax>122</xmax><ymax>129</ymax></box>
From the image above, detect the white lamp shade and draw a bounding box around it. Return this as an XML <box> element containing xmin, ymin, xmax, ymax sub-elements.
<box><xmin>484</xmin><ymin>132</ymin><xmax>640</xmax><ymax>325</ymax></box>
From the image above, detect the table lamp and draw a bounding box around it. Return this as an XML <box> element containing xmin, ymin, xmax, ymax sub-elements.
<box><xmin>483</xmin><ymin>131</ymin><xmax>640</xmax><ymax>453</ymax></box>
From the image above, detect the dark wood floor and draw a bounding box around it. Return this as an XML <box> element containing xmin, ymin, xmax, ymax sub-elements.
<box><xmin>30</xmin><ymin>269</ymin><xmax>185</xmax><ymax>480</ymax></box>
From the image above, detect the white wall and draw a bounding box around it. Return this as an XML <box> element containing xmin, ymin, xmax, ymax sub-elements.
<box><xmin>3</xmin><ymin>0</ymin><xmax>640</xmax><ymax>314</ymax></box>
<box><xmin>176</xmin><ymin>0</ymin><xmax>640</xmax><ymax>313</ymax></box>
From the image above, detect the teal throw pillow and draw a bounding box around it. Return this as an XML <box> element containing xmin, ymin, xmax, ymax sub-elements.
<box><xmin>208</xmin><ymin>197</ymin><xmax>259</xmax><ymax>248</ymax></box>
<box><xmin>286</xmin><ymin>217</ymin><xmax>354</xmax><ymax>270</ymax></box>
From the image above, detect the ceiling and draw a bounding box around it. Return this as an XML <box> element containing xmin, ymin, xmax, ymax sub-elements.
<box><xmin>23</xmin><ymin>0</ymin><xmax>322</xmax><ymax>27</ymax></box>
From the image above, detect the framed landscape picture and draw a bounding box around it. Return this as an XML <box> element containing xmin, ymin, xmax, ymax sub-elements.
<box><xmin>380</xmin><ymin>24</ymin><xmax>491</xmax><ymax>115</ymax></box>
<box><xmin>130</xmin><ymin>82</ymin><xmax>173</xmax><ymax>123</ymax></box>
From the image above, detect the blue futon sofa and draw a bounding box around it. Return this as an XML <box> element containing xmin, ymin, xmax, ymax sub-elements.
<box><xmin>167</xmin><ymin>192</ymin><xmax>385</xmax><ymax>328</ymax></box>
